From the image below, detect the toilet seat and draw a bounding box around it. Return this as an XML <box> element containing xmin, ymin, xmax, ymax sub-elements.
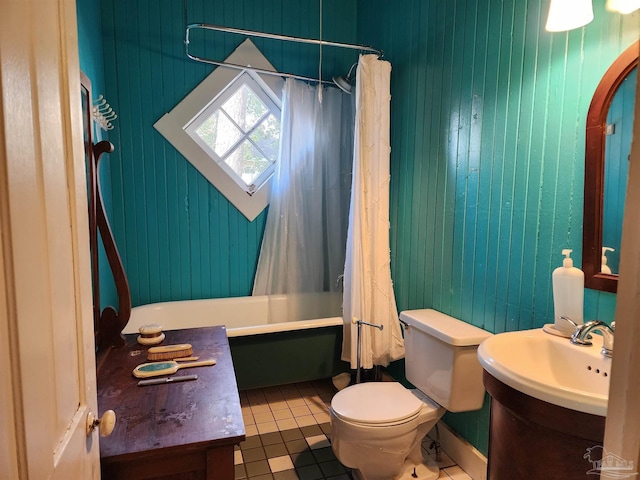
<box><xmin>331</xmin><ymin>382</ymin><xmax>433</xmax><ymax>426</ymax></box>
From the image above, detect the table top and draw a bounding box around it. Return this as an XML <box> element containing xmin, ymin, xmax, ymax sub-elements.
<box><xmin>97</xmin><ymin>326</ymin><xmax>245</xmax><ymax>461</ymax></box>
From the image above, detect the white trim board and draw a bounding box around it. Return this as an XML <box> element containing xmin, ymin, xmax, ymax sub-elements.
<box><xmin>434</xmin><ymin>421</ymin><xmax>488</xmax><ymax>480</ymax></box>
<box><xmin>154</xmin><ymin>39</ymin><xmax>284</xmax><ymax>221</ymax></box>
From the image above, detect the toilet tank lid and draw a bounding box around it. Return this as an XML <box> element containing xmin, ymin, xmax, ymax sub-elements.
<box><xmin>399</xmin><ymin>309</ymin><xmax>492</xmax><ymax>346</ymax></box>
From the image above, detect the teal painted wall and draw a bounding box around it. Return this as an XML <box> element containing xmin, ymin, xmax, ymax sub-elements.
<box><xmin>77</xmin><ymin>0</ymin><xmax>118</xmax><ymax>312</ymax></box>
<box><xmin>100</xmin><ymin>0</ymin><xmax>357</xmax><ymax>307</ymax></box>
<box><xmin>96</xmin><ymin>0</ymin><xmax>639</xmax><ymax>457</ymax></box>
<box><xmin>357</xmin><ymin>0</ymin><xmax>639</xmax><ymax>455</ymax></box>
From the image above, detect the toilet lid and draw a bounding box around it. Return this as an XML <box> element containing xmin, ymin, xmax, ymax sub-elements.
<box><xmin>331</xmin><ymin>382</ymin><xmax>424</xmax><ymax>425</ymax></box>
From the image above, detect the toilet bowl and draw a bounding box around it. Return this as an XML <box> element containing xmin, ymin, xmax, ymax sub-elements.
<box><xmin>331</xmin><ymin>382</ymin><xmax>444</xmax><ymax>480</ymax></box>
<box><xmin>330</xmin><ymin>309</ymin><xmax>492</xmax><ymax>480</ymax></box>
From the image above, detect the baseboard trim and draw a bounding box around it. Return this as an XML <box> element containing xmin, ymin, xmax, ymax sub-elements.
<box><xmin>436</xmin><ymin>421</ymin><xmax>488</xmax><ymax>480</ymax></box>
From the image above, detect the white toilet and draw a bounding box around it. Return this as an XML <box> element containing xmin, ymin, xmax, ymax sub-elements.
<box><xmin>330</xmin><ymin>309</ymin><xmax>492</xmax><ymax>480</ymax></box>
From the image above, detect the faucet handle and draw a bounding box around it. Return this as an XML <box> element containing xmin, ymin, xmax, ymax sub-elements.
<box><xmin>558</xmin><ymin>316</ymin><xmax>578</xmax><ymax>328</ymax></box>
<box><xmin>557</xmin><ymin>316</ymin><xmax>586</xmax><ymax>337</ymax></box>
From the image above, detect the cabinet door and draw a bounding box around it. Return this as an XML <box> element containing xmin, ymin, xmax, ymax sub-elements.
<box><xmin>0</xmin><ymin>0</ymin><xmax>100</xmax><ymax>478</ymax></box>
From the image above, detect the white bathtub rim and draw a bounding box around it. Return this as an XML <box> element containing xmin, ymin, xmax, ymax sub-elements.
<box><xmin>124</xmin><ymin>294</ymin><xmax>344</xmax><ymax>337</ymax></box>
<box><xmin>226</xmin><ymin>316</ymin><xmax>343</xmax><ymax>337</ymax></box>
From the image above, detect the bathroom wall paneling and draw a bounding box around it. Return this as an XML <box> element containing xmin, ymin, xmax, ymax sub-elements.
<box><xmin>95</xmin><ymin>0</ymin><xmax>639</xmax><ymax>457</ymax></box>
<box><xmin>356</xmin><ymin>0</ymin><xmax>639</xmax><ymax>455</ymax></box>
<box><xmin>100</xmin><ymin>0</ymin><xmax>357</xmax><ymax>306</ymax></box>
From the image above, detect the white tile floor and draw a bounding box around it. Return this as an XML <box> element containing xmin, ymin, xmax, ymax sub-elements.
<box><xmin>236</xmin><ymin>380</ymin><xmax>473</xmax><ymax>480</ymax></box>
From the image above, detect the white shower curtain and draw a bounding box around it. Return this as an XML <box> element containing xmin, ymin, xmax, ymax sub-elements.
<box><xmin>253</xmin><ymin>79</ymin><xmax>354</xmax><ymax>295</ymax></box>
<box><xmin>341</xmin><ymin>55</ymin><xmax>405</xmax><ymax>369</ymax></box>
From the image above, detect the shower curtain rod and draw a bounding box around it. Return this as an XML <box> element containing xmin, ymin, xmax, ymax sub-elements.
<box><xmin>187</xmin><ymin>23</ymin><xmax>383</xmax><ymax>57</ymax></box>
<box><xmin>184</xmin><ymin>23</ymin><xmax>383</xmax><ymax>85</ymax></box>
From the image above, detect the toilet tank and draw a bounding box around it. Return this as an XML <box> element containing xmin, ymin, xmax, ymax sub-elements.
<box><xmin>400</xmin><ymin>309</ymin><xmax>492</xmax><ymax>412</ymax></box>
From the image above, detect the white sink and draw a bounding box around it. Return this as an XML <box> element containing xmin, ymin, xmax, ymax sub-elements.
<box><xmin>478</xmin><ymin>328</ymin><xmax>610</xmax><ymax>416</ymax></box>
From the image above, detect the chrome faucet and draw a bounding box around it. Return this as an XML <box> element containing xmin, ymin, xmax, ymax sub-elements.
<box><xmin>571</xmin><ymin>320</ymin><xmax>615</xmax><ymax>358</ymax></box>
<box><xmin>555</xmin><ymin>316</ymin><xmax>590</xmax><ymax>341</ymax></box>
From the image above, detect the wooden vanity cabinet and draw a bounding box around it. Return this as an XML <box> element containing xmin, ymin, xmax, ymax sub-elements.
<box><xmin>97</xmin><ymin>326</ymin><xmax>245</xmax><ymax>480</ymax></box>
<box><xmin>484</xmin><ymin>371</ymin><xmax>605</xmax><ymax>480</ymax></box>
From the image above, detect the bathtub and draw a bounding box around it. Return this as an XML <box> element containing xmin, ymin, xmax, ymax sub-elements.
<box><xmin>124</xmin><ymin>292</ymin><xmax>348</xmax><ymax>389</ymax></box>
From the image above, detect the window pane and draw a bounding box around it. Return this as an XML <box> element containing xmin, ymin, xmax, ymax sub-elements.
<box><xmin>222</xmin><ymin>84</ymin><xmax>268</xmax><ymax>132</ymax></box>
<box><xmin>225</xmin><ymin>140</ymin><xmax>273</xmax><ymax>186</ymax></box>
<box><xmin>250</xmin><ymin>114</ymin><xmax>280</xmax><ymax>161</ymax></box>
<box><xmin>195</xmin><ymin>109</ymin><xmax>242</xmax><ymax>157</ymax></box>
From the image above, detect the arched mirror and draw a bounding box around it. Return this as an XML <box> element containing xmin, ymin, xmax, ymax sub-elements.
<box><xmin>584</xmin><ymin>40</ymin><xmax>639</xmax><ymax>293</ymax></box>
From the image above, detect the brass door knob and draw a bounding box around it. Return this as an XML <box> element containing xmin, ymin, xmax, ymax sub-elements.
<box><xmin>86</xmin><ymin>409</ymin><xmax>116</xmax><ymax>437</ymax></box>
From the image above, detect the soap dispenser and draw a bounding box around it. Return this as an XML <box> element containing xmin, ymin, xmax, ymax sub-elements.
<box><xmin>601</xmin><ymin>247</ymin><xmax>614</xmax><ymax>274</ymax></box>
<box><xmin>552</xmin><ymin>249</ymin><xmax>584</xmax><ymax>335</ymax></box>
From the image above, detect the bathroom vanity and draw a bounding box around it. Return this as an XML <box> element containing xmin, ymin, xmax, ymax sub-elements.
<box><xmin>484</xmin><ymin>372</ymin><xmax>605</xmax><ymax>479</ymax></box>
<box><xmin>96</xmin><ymin>326</ymin><xmax>245</xmax><ymax>480</ymax></box>
<box><xmin>477</xmin><ymin>328</ymin><xmax>609</xmax><ymax>479</ymax></box>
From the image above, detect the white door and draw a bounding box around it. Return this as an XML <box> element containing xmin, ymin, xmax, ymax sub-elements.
<box><xmin>0</xmin><ymin>1</ymin><xmax>101</xmax><ymax>479</ymax></box>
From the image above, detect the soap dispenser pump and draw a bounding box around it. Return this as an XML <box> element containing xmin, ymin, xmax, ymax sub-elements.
<box><xmin>601</xmin><ymin>247</ymin><xmax>614</xmax><ymax>274</ymax></box>
<box><xmin>552</xmin><ymin>249</ymin><xmax>584</xmax><ymax>336</ymax></box>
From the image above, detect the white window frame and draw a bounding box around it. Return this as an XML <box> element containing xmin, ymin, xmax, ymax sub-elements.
<box><xmin>184</xmin><ymin>72</ymin><xmax>280</xmax><ymax>196</ymax></box>
<box><xmin>154</xmin><ymin>39</ymin><xmax>284</xmax><ymax>221</ymax></box>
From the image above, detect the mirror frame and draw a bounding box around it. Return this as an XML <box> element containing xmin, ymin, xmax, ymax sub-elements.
<box><xmin>584</xmin><ymin>40</ymin><xmax>639</xmax><ymax>294</ymax></box>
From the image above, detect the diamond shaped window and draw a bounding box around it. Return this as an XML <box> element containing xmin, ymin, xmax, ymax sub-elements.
<box><xmin>185</xmin><ymin>72</ymin><xmax>281</xmax><ymax>195</ymax></box>
<box><xmin>154</xmin><ymin>39</ymin><xmax>282</xmax><ymax>221</ymax></box>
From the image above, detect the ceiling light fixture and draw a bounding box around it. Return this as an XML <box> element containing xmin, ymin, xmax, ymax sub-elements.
<box><xmin>546</xmin><ymin>0</ymin><xmax>640</xmax><ymax>32</ymax></box>
<box><xmin>545</xmin><ymin>0</ymin><xmax>594</xmax><ymax>32</ymax></box>
<box><xmin>606</xmin><ymin>0</ymin><xmax>640</xmax><ymax>14</ymax></box>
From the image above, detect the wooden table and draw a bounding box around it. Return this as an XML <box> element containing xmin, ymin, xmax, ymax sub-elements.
<box><xmin>97</xmin><ymin>326</ymin><xmax>245</xmax><ymax>480</ymax></box>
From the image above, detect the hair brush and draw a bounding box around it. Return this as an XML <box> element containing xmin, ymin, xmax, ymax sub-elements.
<box><xmin>147</xmin><ymin>343</ymin><xmax>193</xmax><ymax>361</ymax></box>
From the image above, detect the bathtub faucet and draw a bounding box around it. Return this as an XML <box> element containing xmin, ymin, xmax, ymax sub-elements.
<box><xmin>336</xmin><ymin>274</ymin><xmax>344</xmax><ymax>291</ymax></box>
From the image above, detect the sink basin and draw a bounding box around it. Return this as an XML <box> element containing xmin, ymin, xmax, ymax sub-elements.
<box><xmin>478</xmin><ymin>328</ymin><xmax>610</xmax><ymax>416</ymax></box>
